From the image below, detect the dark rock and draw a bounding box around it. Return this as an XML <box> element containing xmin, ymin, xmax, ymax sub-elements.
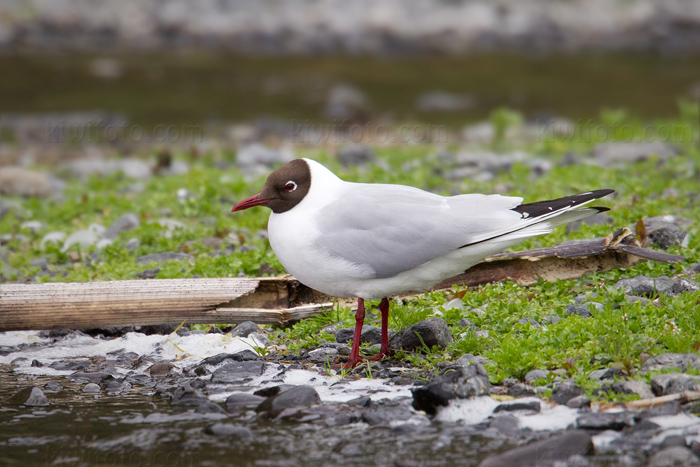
<box><xmin>576</xmin><ymin>412</ymin><xmax>634</xmax><ymax>431</ymax></box>
<box><xmin>138</xmin><ymin>324</ymin><xmax>180</xmax><ymax>335</ymax></box>
<box><xmin>590</xmin><ymin>367</ymin><xmax>624</xmax><ymax>380</ymax></box>
<box><xmin>210</xmin><ymin>361</ymin><xmax>265</xmax><ymax>384</ymax></box>
<box><xmin>457</xmin><ymin>318</ymin><xmax>477</xmax><ymax>329</ymax></box>
<box><xmin>337</xmin><ymin>144</ymin><xmax>376</xmax><ymax>167</ymax></box>
<box><xmin>565</xmin><ymin>304</ymin><xmax>592</xmax><ymax>318</ymax></box>
<box><xmin>638</xmin><ymin>401</ymin><xmax>680</xmax><ymax>419</ymax></box>
<box><xmin>390</xmin><ymin>318</ymin><xmax>453</xmax><ymax>352</ymax></box>
<box><xmin>646</xmin><ymin>222</ymin><xmax>688</xmax><ymax>250</ymax></box>
<box><xmin>566</xmin><ymin>212</ymin><xmax>614</xmax><ymax>233</ymax></box>
<box><xmin>230</xmin><ymin>321</ymin><xmax>261</xmax><ymax>338</ymax></box>
<box><xmin>195</xmin><ymin>401</ymin><xmax>227</xmax><ymax>415</ymax></box>
<box><xmin>254</xmin><ymin>385</ymin><xmax>296</xmax><ymax>398</ymax></box>
<box><xmin>515</xmin><ymin>318</ymin><xmax>541</xmax><ymax>329</ymax></box>
<box><xmin>136</xmin><ymin>267</ymin><xmax>160</xmax><ymax>279</ymax></box>
<box><xmin>551</xmin><ymin>380</ymin><xmax>584</xmax><ymax>405</ymax></box>
<box><xmin>83</xmin><ymin>327</ymin><xmax>137</xmax><ymax>338</ymax></box>
<box><xmin>478</xmin><ymin>430</ymin><xmax>593</xmax><ymax>467</ymax></box>
<box><xmin>30</xmin><ymin>359</ymin><xmax>43</xmax><ymax>367</ymax></box>
<box><xmin>412</xmin><ymin>364</ymin><xmax>490</xmax><ymax>415</ymax></box>
<box><xmin>135</xmin><ymin>252</ymin><xmax>192</xmax><ymax>265</ymax></box>
<box><xmin>336</xmin><ymin>325</ymin><xmax>382</xmax><ymax>345</ymax></box>
<box><xmin>225</xmin><ymin>393</ymin><xmax>266</xmax><ymax>410</ymax></box>
<box><xmin>346</xmin><ymin>396</ymin><xmax>372</xmax><ymax>407</ymax></box>
<box><xmin>172</xmin><ymin>383</ymin><xmax>208</xmax><ymax>406</ymax></box>
<box><xmin>200</xmin><ymin>350</ymin><xmax>259</xmax><ymax>367</ymax></box>
<box><xmin>68</xmin><ymin>371</ymin><xmax>110</xmax><ymax>383</ymax></box>
<box><xmin>505</xmin><ymin>383</ymin><xmax>538</xmax><ymax>398</ymax></box>
<box><xmin>647</xmin><ymin>446</ymin><xmax>700</xmax><ymax>467</ymax></box>
<box><xmin>628</xmin><ymin>419</ymin><xmax>661</xmax><ymax>433</ymax></box>
<box><xmin>671</xmin><ymin>279</ymin><xmax>700</xmax><ymax>295</ymax></box>
<box><xmin>642</xmin><ymin>353</ymin><xmax>700</xmax><ymax>373</ymax></box>
<box><xmin>614</xmin><ymin>276</ymin><xmax>677</xmax><ymax>297</ymax></box>
<box><xmin>651</xmin><ymin>374</ymin><xmax>700</xmax><ymax>396</ymax></box>
<box><xmin>82</xmin><ymin>383</ymin><xmax>100</xmax><ymax>393</ymax></box>
<box><xmin>488</xmin><ymin>415</ymin><xmax>520</xmax><ymax>433</ymax></box>
<box><xmin>203</xmin><ymin>423</ymin><xmax>253</xmax><ymax>439</ymax></box>
<box><xmin>103</xmin><ymin>213</ymin><xmax>140</xmax><ymax>240</ymax></box>
<box><xmin>307</xmin><ymin>347</ymin><xmax>339</xmax><ymax>363</ymax></box>
<box><xmin>494</xmin><ymin>401</ymin><xmax>541</xmax><ymax>414</ymax></box>
<box><xmin>256</xmin><ymin>385</ymin><xmax>320</xmax><ymax>414</ymax></box>
<box><xmin>660</xmin><ymin>435</ymin><xmax>688</xmax><ymax>449</ymax></box>
<box><xmin>10</xmin><ymin>387</ymin><xmax>49</xmax><ymax>406</ymax></box>
<box><xmin>44</xmin><ymin>382</ymin><xmax>63</xmax><ymax>392</ymax></box>
<box><xmin>361</xmin><ymin>399</ymin><xmax>413</xmax><ymax>426</ymax></box>
<box><xmin>524</xmin><ymin>369</ymin><xmax>550</xmax><ymax>384</ymax></box>
<box><xmin>148</xmin><ymin>362</ymin><xmax>174</xmax><ymax>377</ymax></box>
<box><xmin>612</xmin><ymin>380</ymin><xmax>655</xmax><ymax>400</ymax></box>
<box><xmin>625</xmin><ymin>295</ymin><xmax>653</xmax><ymax>307</ymax></box>
<box><xmin>566</xmin><ymin>396</ymin><xmax>591</xmax><ymax>409</ymax></box>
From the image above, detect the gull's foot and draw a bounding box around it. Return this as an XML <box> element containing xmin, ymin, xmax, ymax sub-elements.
<box><xmin>369</xmin><ymin>351</ymin><xmax>390</xmax><ymax>362</ymax></box>
<box><xmin>335</xmin><ymin>357</ymin><xmax>363</xmax><ymax>370</ymax></box>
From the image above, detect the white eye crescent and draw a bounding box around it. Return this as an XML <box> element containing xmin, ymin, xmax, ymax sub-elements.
<box><xmin>284</xmin><ymin>181</ymin><xmax>297</xmax><ymax>192</ymax></box>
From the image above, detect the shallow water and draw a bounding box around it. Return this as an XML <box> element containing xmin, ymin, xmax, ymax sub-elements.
<box><xmin>1</xmin><ymin>53</ymin><xmax>698</xmax><ymax>130</ymax></box>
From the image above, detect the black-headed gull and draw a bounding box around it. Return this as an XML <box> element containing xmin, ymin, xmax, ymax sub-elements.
<box><xmin>232</xmin><ymin>158</ymin><xmax>614</xmax><ymax>368</ymax></box>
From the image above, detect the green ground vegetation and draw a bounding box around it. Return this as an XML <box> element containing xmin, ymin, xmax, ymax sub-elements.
<box><xmin>1</xmin><ymin>106</ymin><xmax>699</xmax><ymax>402</ymax></box>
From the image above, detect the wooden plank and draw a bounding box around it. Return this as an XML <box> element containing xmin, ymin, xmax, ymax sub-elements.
<box><xmin>0</xmin><ymin>230</ymin><xmax>684</xmax><ymax>332</ymax></box>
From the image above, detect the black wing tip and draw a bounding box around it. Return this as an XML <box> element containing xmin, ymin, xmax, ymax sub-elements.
<box><xmin>590</xmin><ymin>206</ymin><xmax>611</xmax><ymax>213</ymax></box>
<box><xmin>590</xmin><ymin>189</ymin><xmax>615</xmax><ymax>198</ymax></box>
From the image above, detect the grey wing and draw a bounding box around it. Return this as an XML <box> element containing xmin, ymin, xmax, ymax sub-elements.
<box><xmin>315</xmin><ymin>184</ymin><xmax>524</xmax><ymax>278</ymax></box>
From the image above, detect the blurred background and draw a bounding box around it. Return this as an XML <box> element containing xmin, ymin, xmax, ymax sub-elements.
<box><xmin>0</xmin><ymin>0</ymin><xmax>698</xmax><ymax>166</ymax></box>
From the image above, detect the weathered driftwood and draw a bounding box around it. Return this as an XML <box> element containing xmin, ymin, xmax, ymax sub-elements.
<box><xmin>598</xmin><ymin>390</ymin><xmax>700</xmax><ymax>411</ymax></box>
<box><xmin>0</xmin><ymin>230</ymin><xmax>683</xmax><ymax>332</ymax></box>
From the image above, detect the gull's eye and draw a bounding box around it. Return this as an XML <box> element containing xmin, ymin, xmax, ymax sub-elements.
<box><xmin>284</xmin><ymin>181</ymin><xmax>297</xmax><ymax>192</ymax></box>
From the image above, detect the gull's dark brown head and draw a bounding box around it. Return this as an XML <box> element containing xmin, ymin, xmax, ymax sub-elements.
<box><xmin>232</xmin><ymin>159</ymin><xmax>312</xmax><ymax>214</ymax></box>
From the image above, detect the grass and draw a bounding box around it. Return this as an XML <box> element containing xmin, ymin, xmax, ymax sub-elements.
<box><xmin>1</xmin><ymin>105</ymin><xmax>699</xmax><ymax>403</ymax></box>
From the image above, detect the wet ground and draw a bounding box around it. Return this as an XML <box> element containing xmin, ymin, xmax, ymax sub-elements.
<box><xmin>2</xmin><ymin>329</ymin><xmax>700</xmax><ymax>467</ymax></box>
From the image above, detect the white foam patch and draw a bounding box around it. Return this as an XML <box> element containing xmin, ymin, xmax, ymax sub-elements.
<box><xmin>435</xmin><ymin>396</ymin><xmax>578</xmax><ymax>431</ymax></box>
<box><xmin>282</xmin><ymin>368</ymin><xmax>412</xmax><ymax>402</ymax></box>
<box><xmin>434</xmin><ymin>396</ymin><xmax>499</xmax><ymax>424</ymax></box>
<box><xmin>0</xmin><ymin>331</ymin><xmax>265</xmax><ymax>376</ymax></box>
<box><xmin>0</xmin><ymin>331</ymin><xmax>45</xmax><ymax>347</ymax></box>
<box><xmin>650</xmin><ymin>414</ymin><xmax>700</xmax><ymax>431</ymax></box>
<box><xmin>516</xmin><ymin>403</ymin><xmax>579</xmax><ymax>431</ymax></box>
<box><xmin>592</xmin><ymin>430</ymin><xmax>622</xmax><ymax>451</ymax></box>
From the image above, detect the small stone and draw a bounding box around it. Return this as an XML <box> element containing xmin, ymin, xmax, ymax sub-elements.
<box><xmin>516</xmin><ymin>318</ymin><xmax>541</xmax><ymax>329</ymax></box>
<box><xmin>494</xmin><ymin>400</ymin><xmax>541</xmax><ymax>414</ymax></box>
<box><xmin>457</xmin><ymin>318</ymin><xmax>477</xmax><ymax>329</ymax></box>
<box><xmin>646</xmin><ymin>222</ymin><xmax>689</xmax><ymax>250</ymax></box>
<box><xmin>660</xmin><ymin>435</ymin><xmax>688</xmax><ymax>449</ymax></box>
<box><xmin>566</xmin><ymin>395</ymin><xmax>591</xmax><ymax>409</ymax></box>
<box><xmin>647</xmin><ymin>446</ymin><xmax>700</xmax><ymax>467</ymax></box>
<box><xmin>148</xmin><ymin>362</ymin><xmax>174</xmax><ymax>377</ymax></box>
<box><xmin>203</xmin><ymin>423</ymin><xmax>252</xmax><ymax>438</ymax></box>
<box><xmin>651</xmin><ymin>374</ymin><xmax>700</xmax><ymax>396</ymax></box>
<box><xmin>256</xmin><ymin>385</ymin><xmax>320</xmax><ymax>414</ymax></box>
<box><xmin>172</xmin><ymin>383</ymin><xmax>208</xmax><ymax>406</ymax></box>
<box><xmin>565</xmin><ymin>304</ymin><xmax>592</xmax><ymax>318</ymax></box>
<box><xmin>335</xmin><ymin>325</ymin><xmax>382</xmax><ymax>345</ymax></box>
<box><xmin>225</xmin><ymin>393</ymin><xmax>266</xmax><ymax>410</ymax></box>
<box><xmin>576</xmin><ymin>411</ymin><xmax>634</xmax><ymax>431</ymax></box>
<box><xmin>82</xmin><ymin>383</ymin><xmax>101</xmax><ymax>393</ymax></box>
<box><xmin>103</xmin><ymin>213</ymin><xmax>140</xmax><ymax>240</ymax></box>
<box><xmin>614</xmin><ymin>276</ymin><xmax>676</xmax><ymax>297</ymax></box>
<box><xmin>20</xmin><ymin>220</ymin><xmax>44</xmax><ymax>233</ymax></box>
<box><xmin>125</xmin><ymin>238</ymin><xmax>140</xmax><ymax>251</ymax></box>
<box><xmin>638</xmin><ymin>401</ymin><xmax>680</xmax><ymax>419</ymax></box>
<box><xmin>195</xmin><ymin>401</ymin><xmax>227</xmax><ymax>415</ymax></box>
<box><xmin>625</xmin><ymin>295</ymin><xmax>653</xmax><ymax>307</ymax></box>
<box><xmin>210</xmin><ymin>361</ymin><xmax>265</xmax><ymax>384</ymax></box>
<box><xmin>236</xmin><ymin>143</ymin><xmax>294</xmax><ymax>169</ymax></box>
<box><xmin>591</xmin><ymin>142</ymin><xmax>679</xmax><ymax>165</ymax></box>
<box><xmin>642</xmin><ymin>353</ymin><xmax>700</xmax><ymax>373</ymax></box>
<box><xmin>10</xmin><ymin>387</ymin><xmax>49</xmax><ymax>406</ymax></box>
<box><xmin>136</xmin><ymin>267</ymin><xmax>160</xmax><ymax>279</ymax></box>
<box><xmin>505</xmin><ymin>383</ymin><xmax>538</xmax><ymax>398</ymax></box>
<box><xmin>612</xmin><ymin>380</ymin><xmax>655</xmax><ymax>399</ymax></box>
<box><xmin>307</xmin><ymin>347</ymin><xmax>338</xmax><ymax>363</ymax></box>
<box><xmin>524</xmin><ymin>369</ymin><xmax>549</xmax><ymax>384</ymax></box>
<box><xmin>136</xmin><ymin>252</ymin><xmax>192</xmax><ymax>265</ymax></box>
<box><xmin>389</xmin><ymin>318</ymin><xmax>453</xmax><ymax>352</ymax></box>
<box><xmin>442</xmin><ymin>298</ymin><xmax>467</xmax><ymax>311</ymax></box>
<box><xmin>543</xmin><ymin>315</ymin><xmax>560</xmax><ymax>325</ymax></box>
<box><xmin>590</xmin><ymin>367</ymin><xmax>623</xmax><ymax>380</ymax></box>
<box><xmin>361</xmin><ymin>399</ymin><xmax>414</xmax><ymax>426</ymax></box>
<box><xmin>551</xmin><ymin>380</ymin><xmax>584</xmax><ymax>405</ymax></box>
<box><xmin>62</xmin><ymin>224</ymin><xmax>105</xmax><ymax>252</ymax></box>
<box><xmin>412</xmin><ymin>364</ymin><xmax>490</xmax><ymax>415</ymax></box>
<box><xmin>0</xmin><ymin>167</ymin><xmax>55</xmax><ymax>197</ymax></box>
<box><xmin>230</xmin><ymin>321</ymin><xmax>261</xmax><ymax>338</ymax></box>
<box><xmin>478</xmin><ymin>430</ymin><xmax>593</xmax><ymax>467</ymax></box>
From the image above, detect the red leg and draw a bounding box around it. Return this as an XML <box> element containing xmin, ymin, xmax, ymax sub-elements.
<box><xmin>370</xmin><ymin>297</ymin><xmax>391</xmax><ymax>361</ymax></box>
<box><xmin>341</xmin><ymin>298</ymin><xmax>365</xmax><ymax>369</ymax></box>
